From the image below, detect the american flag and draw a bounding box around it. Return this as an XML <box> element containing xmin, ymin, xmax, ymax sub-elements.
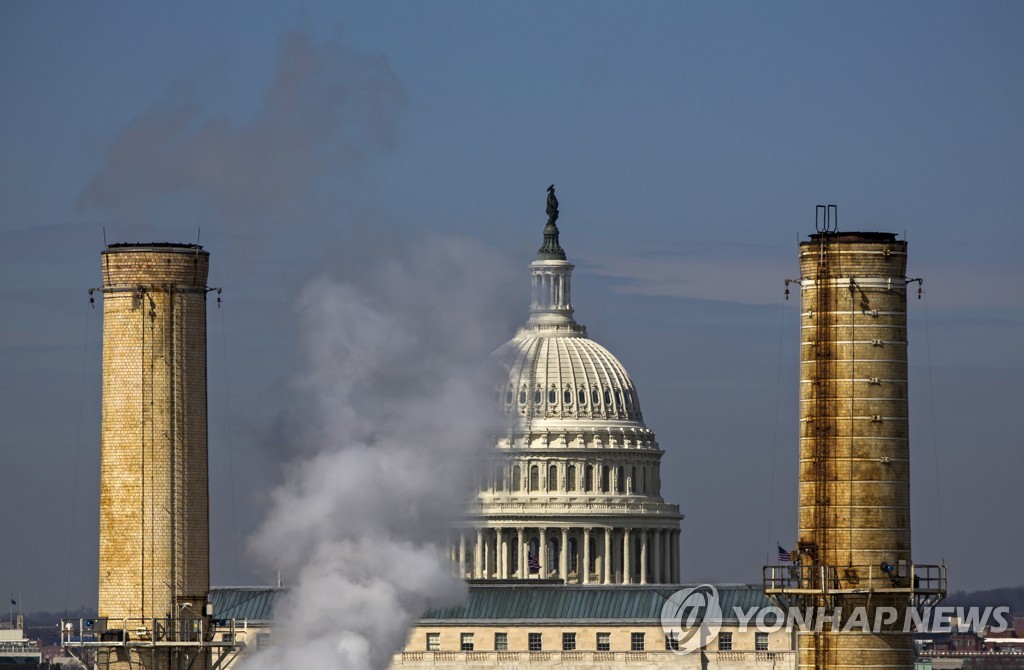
<box><xmin>777</xmin><ymin>545</ymin><xmax>793</xmax><ymax>563</ymax></box>
<box><xmin>528</xmin><ymin>552</ymin><xmax>541</xmax><ymax>572</ymax></box>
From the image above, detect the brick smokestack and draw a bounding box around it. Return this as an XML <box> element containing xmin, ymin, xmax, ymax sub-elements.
<box><xmin>98</xmin><ymin>243</ymin><xmax>210</xmax><ymax>669</ymax></box>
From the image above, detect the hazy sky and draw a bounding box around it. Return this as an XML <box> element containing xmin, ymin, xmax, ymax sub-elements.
<box><xmin>2</xmin><ymin>2</ymin><xmax>1022</xmax><ymax>612</ymax></box>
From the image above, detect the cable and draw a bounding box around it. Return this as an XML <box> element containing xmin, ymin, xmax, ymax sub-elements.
<box><xmin>921</xmin><ymin>290</ymin><xmax>946</xmax><ymax>564</ymax></box>
<box><xmin>766</xmin><ymin>292</ymin><xmax>788</xmax><ymax>562</ymax></box>
<box><xmin>64</xmin><ymin>300</ymin><xmax>92</xmax><ymax>617</ymax></box>
<box><xmin>219</xmin><ymin>305</ymin><xmax>241</xmax><ymax>584</ymax></box>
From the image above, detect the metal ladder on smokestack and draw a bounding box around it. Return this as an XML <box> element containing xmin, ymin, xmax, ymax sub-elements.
<box><xmin>811</xmin><ymin>205</ymin><xmax>838</xmax><ymax>670</ymax></box>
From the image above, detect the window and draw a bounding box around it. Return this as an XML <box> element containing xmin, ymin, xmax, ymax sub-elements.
<box><xmin>631</xmin><ymin>632</ymin><xmax>645</xmax><ymax>651</ymax></box>
<box><xmin>596</xmin><ymin>632</ymin><xmax>611</xmax><ymax>651</ymax></box>
<box><xmin>533</xmin><ymin>389</ymin><xmax>542</xmax><ymax>404</ymax></box>
<box><xmin>505</xmin><ymin>388</ymin><xmax>513</xmax><ymax>404</ymax></box>
<box><xmin>528</xmin><ymin>632</ymin><xmax>543</xmax><ymax>652</ymax></box>
<box><xmin>562</xmin><ymin>632</ymin><xmax>576</xmax><ymax>651</ymax></box>
<box><xmin>630</xmin><ymin>466</ymin><xmax>637</xmax><ymax>494</ymax></box>
<box><xmin>592</xmin><ymin>388</ymin><xmax>600</xmax><ymax>404</ymax></box>
<box><xmin>494</xmin><ymin>632</ymin><xmax>508</xmax><ymax>651</ymax></box>
<box><xmin>601</xmin><ymin>466</ymin><xmax>609</xmax><ymax>492</ymax></box>
<box><xmin>256</xmin><ymin>633</ymin><xmax>271</xmax><ymax>649</ymax></box>
<box><xmin>603</xmin><ymin>389</ymin><xmax>611</xmax><ymax>406</ymax></box>
<box><xmin>567</xmin><ymin>464</ymin><xmax>576</xmax><ymax>491</ymax></box>
<box><xmin>460</xmin><ymin>633</ymin><xmax>474</xmax><ymax>652</ymax></box>
<box><xmin>512</xmin><ymin>466</ymin><xmax>521</xmax><ymax>491</ymax></box>
<box><xmin>615</xmin><ymin>389</ymin><xmax>623</xmax><ymax>407</ymax></box>
<box><xmin>616</xmin><ymin>466</ymin><xmax>625</xmax><ymax>494</ymax></box>
<box><xmin>494</xmin><ymin>466</ymin><xmax>504</xmax><ymax>492</ymax></box>
<box><xmin>578</xmin><ymin>388</ymin><xmax>586</xmax><ymax>404</ymax></box>
<box><xmin>756</xmin><ymin>632</ymin><xmax>769</xmax><ymax>651</ymax></box>
<box><xmin>529</xmin><ymin>465</ymin><xmax>539</xmax><ymax>491</ymax></box>
<box><xmin>548</xmin><ymin>388</ymin><xmax>557</xmax><ymax>404</ymax></box>
<box><xmin>519</xmin><ymin>389</ymin><xmax>527</xmax><ymax>405</ymax></box>
<box><xmin>584</xmin><ymin>465</ymin><xmax>593</xmax><ymax>491</ymax></box>
<box><xmin>665</xmin><ymin>632</ymin><xmax>680</xmax><ymax>651</ymax></box>
<box><xmin>548</xmin><ymin>464</ymin><xmax>558</xmax><ymax>491</ymax></box>
<box><xmin>564</xmin><ymin>389</ymin><xmax>573</xmax><ymax>404</ymax></box>
<box><xmin>569</xmin><ymin>537</ymin><xmax>578</xmax><ymax>572</ymax></box>
<box><xmin>426</xmin><ymin>632</ymin><xmax>440</xmax><ymax>651</ymax></box>
<box><xmin>718</xmin><ymin>632</ymin><xmax>732</xmax><ymax>651</ymax></box>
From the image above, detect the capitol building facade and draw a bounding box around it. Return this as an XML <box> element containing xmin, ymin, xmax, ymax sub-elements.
<box><xmin>451</xmin><ymin>204</ymin><xmax>683</xmax><ymax>586</ymax></box>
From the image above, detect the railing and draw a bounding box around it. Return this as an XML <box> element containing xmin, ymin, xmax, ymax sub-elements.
<box><xmin>395</xmin><ymin>650</ymin><xmax>795</xmax><ymax>664</ymax></box>
<box><xmin>763</xmin><ymin>563</ymin><xmax>946</xmax><ymax>598</ymax></box>
<box><xmin>60</xmin><ymin>617</ymin><xmax>245</xmax><ymax>650</ymax></box>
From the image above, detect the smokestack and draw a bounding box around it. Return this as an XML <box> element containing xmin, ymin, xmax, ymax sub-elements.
<box><xmin>97</xmin><ymin>242</ymin><xmax>211</xmax><ymax>670</ymax></box>
<box><xmin>765</xmin><ymin>210</ymin><xmax>945</xmax><ymax>670</ymax></box>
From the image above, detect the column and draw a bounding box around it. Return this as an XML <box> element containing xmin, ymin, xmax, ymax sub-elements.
<box><xmin>583</xmin><ymin>528</ymin><xmax>592</xmax><ymax>585</ymax></box>
<box><xmin>671</xmin><ymin>530</ymin><xmax>680</xmax><ymax>583</ymax></box>
<box><xmin>517</xmin><ymin>528</ymin><xmax>526</xmax><ymax>579</ymax></box>
<box><xmin>459</xmin><ymin>533</ymin><xmax>467</xmax><ymax>578</ymax></box>
<box><xmin>663</xmin><ymin>530</ymin><xmax>672</xmax><ymax>584</ymax></box>
<box><xmin>474</xmin><ymin>528</ymin><xmax>484</xmax><ymax>579</ymax></box>
<box><xmin>623</xmin><ymin>528</ymin><xmax>632</xmax><ymax>584</ymax></box>
<box><xmin>539</xmin><ymin>528</ymin><xmax>548</xmax><ymax>577</ymax></box>
<box><xmin>496</xmin><ymin>528</ymin><xmax>505</xmax><ymax>579</ymax></box>
<box><xmin>603</xmin><ymin>528</ymin><xmax>613</xmax><ymax>584</ymax></box>
<box><xmin>560</xmin><ymin>528</ymin><xmax>569</xmax><ymax>581</ymax></box>
<box><xmin>640</xmin><ymin>530</ymin><xmax>648</xmax><ymax>585</ymax></box>
<box><xmin>652</xmin><ymin>529</ymin><xmax>662</xmax><ymax>584</ymax></box>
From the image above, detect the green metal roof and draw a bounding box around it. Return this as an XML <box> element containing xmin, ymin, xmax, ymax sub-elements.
<box><xmin>423</xmin><ymin>584</ymin><xmax>773</xmax><ymax>623</ymax></box>
<box><xmin>208</xmin><ymin>587</ymin><xmax>283</xmax><ymax>622</ymax></box>
<box><xmin>207</xmin><ymin>583</ymin><xmax>774</xmax><ymax>624</ymax></box>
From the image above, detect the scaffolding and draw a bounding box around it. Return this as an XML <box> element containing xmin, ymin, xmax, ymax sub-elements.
<box><xmin>61</xmin><ymin>617</ymin><xmax>244</xmax><ymax>670</ymax></box>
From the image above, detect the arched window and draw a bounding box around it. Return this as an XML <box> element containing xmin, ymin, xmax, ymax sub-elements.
<box><xmin>578</xmin><ymin>388</ymin><xmax>587</xmax><ymax>405</ymax></box>
<box><xmin>615</xmin><ymin>389</ymin><xmax>623</xmax><ymax>407</ymax></box>
<box><xmin>616</xmin><ymin>466</ymin><xmax>625</xmax><ymax>494</ymax></box>
<box><xmin>519</xmin><ymin>389</ymin><xmax>527</xmax><ymax>405</ymax></box>
<box><xmin>601</xmin><ymin>465</ymin><xmax>610</xmax><ymax>492</ymax></box>
<box><xmin>630</xmin><ymin>466</ymin><xmax>637</xmax><ymax>494</ymax></box>
<box><xmin>604</xmin><ymin>389</ymin><xmax>612</xmax><ymax>406</ymax></box>
<box><xmin>512</xmin><ymin>466</ymin><xmax>521</xmax><ymax>491</ymax></box>
<box><xmin>530</xmin><ymin>465</ymin><xmax>539</xmax><ymax>492</ymax></box>
<box><xmin>548</xmin><ymin>464</ymin><xmax>558</xmax><ymax>491</ymax></box>
<box><xmin>585</xmin><ymin>465</ymin><xmax>593</xmax><ymax>492</ymax></box>
<box><xmin>548</xmin><ymin>388</ymin><xmax>557</xmax><ymax>404</ymax></box>
<box><xmin>642</xmin><ymin>466</ymin><xmax>649</xmax><ymax>493</ymax></box>
<box><xmin>505</xmin><ymin>388</ymin><xmax>514</xmax><ymax>405</ymax></box>
<box><xmin>592</xmin><ymin>388</ymin><xmax>600</xmax><ymax>404</ymax></box>
<box><xmin>567</xmin><ymin>464</ymin><xmax>577</xmax><ymax>491</ymax></box>
<box><xmin>563</xmin><ymin>389</ymin><xmax>573</xmax><ymax>405</ymax></box>
<box><xmin>495</xmin><ymin>465</ymin><xmax>504</xmax><ymax>492</ymax></box>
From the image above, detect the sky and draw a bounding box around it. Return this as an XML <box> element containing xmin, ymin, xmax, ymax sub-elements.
<box><xmin>2</xmin><ymin>2</ymin><xmax>1022</xmax><ymax>613</ymax></box>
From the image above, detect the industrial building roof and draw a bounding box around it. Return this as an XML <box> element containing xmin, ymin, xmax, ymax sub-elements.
<box><xmin>207</xmin><ymin>584</ymin><xmax>772</xmax><ymax>624</ymax></box>
<box><xmin>209</xmin><ymin>587</ymin><xmax>284</xmax><ymax>622</ymax></box>
<box><xmin>424</xmin><ymin>584</ymin><xmax>770</xmax><ymax>623</ymax></box>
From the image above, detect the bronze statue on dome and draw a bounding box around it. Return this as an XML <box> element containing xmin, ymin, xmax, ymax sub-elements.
<box><xmin>546</xmin><ymin>184</ymin><xmax>559</xmax><ymax>225</ymax></box>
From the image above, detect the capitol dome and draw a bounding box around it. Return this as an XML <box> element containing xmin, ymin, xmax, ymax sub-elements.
<box><xmin>451</xmin><ymin>188</ymin><xmax>683</xmax><ymax>586</ymax></box>
<box><xmin>495</xmin><ymin>334</ymin><xmax>644</xmax><ymax>424</ymax></box>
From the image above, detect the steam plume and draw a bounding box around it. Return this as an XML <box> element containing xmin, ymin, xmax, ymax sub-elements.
<box><xmin>240</xmin><ymin>235</ymin><xmax>518</xmax><ymax>669</ymax></box>
<box><xmin>77</xmin><ymin>29</ymin><xmax>405</xmax><ymax>226</ymax></box>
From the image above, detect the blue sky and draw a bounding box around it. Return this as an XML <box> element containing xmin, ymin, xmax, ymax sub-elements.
<box><xmin>2</xmin><ymin>2</ymin><xmax>1022</xmax><ymax>611</ymax></box>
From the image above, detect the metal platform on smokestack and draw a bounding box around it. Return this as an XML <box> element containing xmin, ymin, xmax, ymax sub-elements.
<box><xmin>762</xmin><ymin>562</ymin><xmax>947</xmax><ymax>611</ymax></box>
<box><xmin>60</xmin><ymin>615</ymin><xmax>246</xmax><ymax>670</ymax></box>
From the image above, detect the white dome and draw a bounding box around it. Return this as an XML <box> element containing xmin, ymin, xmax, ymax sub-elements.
<box><xmin>494</xmin><ymin>332</ymin><xmax>644</xmax><ymax>423</ymax></box>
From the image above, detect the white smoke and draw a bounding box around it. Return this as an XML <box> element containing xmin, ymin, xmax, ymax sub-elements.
<box><xmin>240</xmin><ymin>234</ymin><xmax>518</xmax><ymax>669</ymax></box>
